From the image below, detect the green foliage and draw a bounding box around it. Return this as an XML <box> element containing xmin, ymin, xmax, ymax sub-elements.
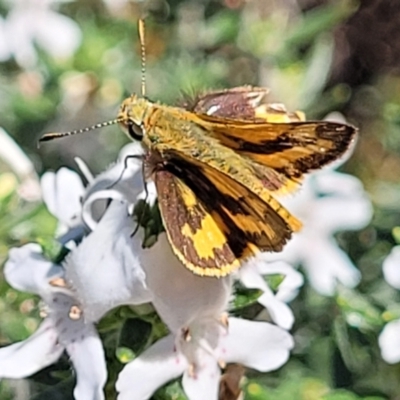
<box><xmin>1</xmin><ymin>0</ymin><xmax>400</xmax><ymax>399</ymax></box>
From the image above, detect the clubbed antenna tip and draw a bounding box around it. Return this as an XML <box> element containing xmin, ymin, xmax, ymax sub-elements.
<box><xmin>39</xmin><ymin>119</ymin><xmax>122</xmax><ymax>143</ymax></box>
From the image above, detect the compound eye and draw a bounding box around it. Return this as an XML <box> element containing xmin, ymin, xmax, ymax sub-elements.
<box><xmin>128</xmin><ymin>123</ymin><xmax>143</xmax><ymax>141</ymax></box>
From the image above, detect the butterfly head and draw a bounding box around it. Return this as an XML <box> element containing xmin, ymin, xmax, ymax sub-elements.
<box><xmin>118</xmin><ymin>94</ymin><xmax>150</xmax><ymax>142</ymax></box>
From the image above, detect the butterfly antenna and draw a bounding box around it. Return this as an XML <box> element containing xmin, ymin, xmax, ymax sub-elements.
<box><xmin>39</xmin><ymin>119</ymin><xmax>123</xmax><ymax>143</ymax></box>
<box><xmin>138</xmin><ymin>18</ymin><xmax>147</xmax><ymax>97</ymax></box>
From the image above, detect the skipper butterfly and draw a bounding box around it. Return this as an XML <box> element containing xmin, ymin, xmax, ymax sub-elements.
<box><xmin>41</xmin><ymin>21</ymin><xmax>356</xmax><ymax>277</ymax></box>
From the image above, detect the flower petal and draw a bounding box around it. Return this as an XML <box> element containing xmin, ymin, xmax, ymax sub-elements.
<box><xmin>81</xmin><ymin>145</ymin><xmax>146</xmax><ymax>230</ymax></box>
<box><xmin>4</xmin><ymin>243</ymin><xmax>63</xmax><ymax>295</ymax></box>
<box><xmin>312</xmin><ymin>196</ymin><xmax>372</xmax><ymax>234</ymax></box>
<box><xmin>117</xmin><ymin>335</ymin><xmax>186</xmax><ymax>400</ymax></box>
<box><xmin>0</xmin><ymin>127</ymin><xmax>41</xmax><ymax>201</ymax></box>
<box><xmin>182</xmin><ymin>352</ymin><xmax>221</xmax><ymax>400</ymax></box>
<box><xmin>0</xmin><ymin>18</ymin><xmax>10</xmax><ymax>60</ymax></box>
<box><xmin>67</xmin><ymin>333</ymin><xmax>107</xmax><ymax>400</ymax></box>
<box><xmin>65</xmin><ymin>201</ymin><xmax>151</xmax><ymax>322</ymax></box>
<box><xmin>74</xmin><ymin>157</ymin><xmax>94</xmax><ymax>183</ymax></box>
<box><xmin>257</xmin><ymin>294</ymin><xmax>294</xmax><ymax>330</ymax></box>
<box><xmin>309</xmin><ymin>172</ymin><xmax>372</xmax><ymax>232</ymax></box>
<box><xmin>239</xmin><ymin>261</ymin><xmax>294</xmax><ymax>329</ymax></box>
<box><xmin>45</xmin><ymin>291</ymin><xmax>107</xmax><ymax>398</ymax></box>
<box><xmin>261</xmin><ymin>170</ymin><xmax>369</xmax><ymax>297</ymax></box>
<box><xmin>314</xmin><ymin>171</ymin><xmax>363</xmax><ymax>197</ymax></box>
<box><xmin>261</xmin><ymin>234</ymin><xmax>304</xmax><ymax>267</ymax></box>
<box><xmin>4</xmin><ymin>9</ymin><xmax>37</xmax><ymax>66</ymax></box>
<box><xmin>0</xmin><ymin>127</ymin><xmax>38</xmax><ymax>181</ymax></box>
<box><xmin>135</xmin><ymin>233</ymin><xmax>231</xmax><ymax>332</ymax></box>
<box><xmin>0</xmin><ymin>319</ymin><xmax>63</xmax><ymax>378</ymax></box>
<box><xmin>256</xmin><ymin>260</ymin><xmax>304</xmax><ymax>303</ymax></box>
<box><xmin>303</xmin><ymin>238</ymin><xmax>361</xmax><ymax>296</ymax></box>
<box><xmin>379</xmin><ymin>319</ymin><xmax>400</xmax><ymax>364</ymax></box>
<box><xmin>82</xmin><ymin>189</ymin><xmax>128</xmax><ymax>231</ymax></box>
<box><xmin>382</xmin><ymin>246</ymin><xmax>400</xmax><ymax>289</ymax></box>
<box><xmin>34</xmin><ymin>11</ymin><xmax>81</xmax><ymax>60</ymax></box>
<box><xmin>41</xmin><ymin>168</ymin><xmax>85</xmax><ymax>227</ymax></box>
<box><xmin>83</xmin><ymin>143</ymin><xmax>145</xmax><ymax>222</ymax></box>
<box><xmin>219</xmin><ymin>318</ymin><xmax>293</xmax><ymax>372</ymax></box>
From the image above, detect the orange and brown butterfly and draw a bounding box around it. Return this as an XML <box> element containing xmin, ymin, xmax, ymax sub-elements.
<box><xmin>40</xmin><ymin>26</ymin><xmax>357</xmax><ymax>278</ymax></box>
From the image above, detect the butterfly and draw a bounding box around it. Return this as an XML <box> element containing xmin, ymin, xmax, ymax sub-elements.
<box><xmin>111</xmin><ymin>85</ymin><xmax>357</xmax><ymax>277</ymax></box>
<box><xmin>40</xmin><ymin>21</ymin><xmax>357</xmax><ymax>278</ymax></box>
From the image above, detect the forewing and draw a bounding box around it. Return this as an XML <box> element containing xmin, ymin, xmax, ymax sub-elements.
<box><xmin>193</xmin><ymin>114</ymin><xmax>357</xmax><ymax>178</ymax></box>
<box><xmin>154</xmin><ymin>150</ymin><xmax>298</xmax><ymax>277</ymax></box>
<box><xmin>155</xmin><ymin>169</ymin><xmax>240</xmax><ymax>277</ymax></box>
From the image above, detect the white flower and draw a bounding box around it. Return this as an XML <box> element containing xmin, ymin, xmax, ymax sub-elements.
<box><xmin>382</xmin><ymin>246</ymin><xmax>400</xmax><ymax>290</ymax></box>
<box><xmin>117</xmin><ymin>314</ymin><xmax>293</xmax><ymax>400</ymax></box>
<box><xmin>264</xmin><ymin>170</ymin><xmax>373</xmax><ymax>296</ymax></box>
<box><xmin>81</xmin><ymin>142</ymin><xmax>156</xmax><ymax>231</ymax></box>
<box><xmin>0</xmin><ymin>127</ymin><xmax>41</xmax><ymax>201</ymax></box>
<box><xmin>65</xmin><ymin>200</ymin><xmax>152</xmax><ymax>322</ymax></box>
<box><xmin>102</xmin><ymin>0</ymin><xmax>131</xmax><ymax>14</ymax></box>
<box><xmin>40</xmin><ymin>142</ymin><xmax>148</xmax><ymax>244</ymax></box>
<box><xmin>41</xmin><ymin>143</ymin><xmax>152</xmax><ymax>321</ymax></box>
<box><xmin>0</xmin><ymin>142</ymin><xmax>153</xmax><ymax>398</ymax></box>
<box><xmin>0</xmin><ymin>17</ymin><xmax>10</xmax><ymax>61</ymax></box>
<box><xmin>40</xmin><ymin>144</ymin><xmax>294</xmax><ymax>400</ymax></box>
<box><xmin>41</xmin><ymin>167</ymin><xmax>87</xmax><ymax>244</ymax></box>
<box><xmin>379</xmin><ymin>320</ymin><xmax>400</xmax><ymax>365</ymax></box>
<box><xmin>117</xmin><ymin>234</ymin><xmax>294</xmax><ymax>400</ymax></box>
<box><xmin>134</xmin><ymin>233</ymin><xmax>232</xmax><ymax>331</ymax></box>
<box><xmin>379</xmin><ymin>246</ymin><xmax>400</xmax><ymax>364</ymax></box>
<box><xmin>0</xmin><ymin>243</ymin><xmax>107</xmax><ymax>400</ymax></box>
<box><xmin>239</xmin><ymin>254</ymin><xmax>304</xmax><ymax>329</ymax></box>
<box><xmin>0</xmin><ymin>0</ymin><xmax>81</xmax><ymax>68</ymax></box>
<box><xmin>77</xmin><ymin>143</ymin><xmax>294</xmax><ymax>400</ymax></box>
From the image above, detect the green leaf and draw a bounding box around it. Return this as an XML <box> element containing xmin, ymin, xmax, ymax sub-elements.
<box><xmin>134</xmin><ymin>200</ymin><xmax>164</xmax><ymax>248</ymax></box>
<box><xmin>37</xmin><ymin>237</ymin><xmax>65</xmax><ymax>263</ymax></box>
<box><xmin>118</xmin><ymin>318</ymin><xmax>153</xmax><ymax>356</ymax></box>
<box><xmin>245</xmin><ymin>376</ymin><xmax>330</xmax><ymax>400</ymax></box>
<box><xmin>231</xmin><ymin>282</ymin><xmax>262</xmax><ymax>311</ymax></box>
<box><xmin>155</xmin><ymin>380</ymin><xmax>188</xmax><ymax>400</ymax></box>
<box><xmin>382</xmin><ymin>305</ymin><xmax>400</xmax><ymax>322</ymax></box>
<box><xmin>30</xmin><ymin>377</ymin><xmax>75</xmax><ymax>400</ymax></box>
<box><xmin>206</xmin><ymin>10</ymin><xmax>240</xmax><ymax>46</ymax></box>
<box><xmin>0</xmin><ymin>173</ymin><xmax>17</xmax><ymax>201</ymax></box>
<box><xmin>392</xmin><ymin>226</ymin><xmax>400</xmax><ymax>244</ymax></box>
<box><xmin>323</xmin><ymin>390</ymin><xmax>385</xmax><ymax>400</ymax></box>
<box><xmin>336</xmin><ymin>286</ymin><xmax>383</xmax><ymax>330</ymax></box>
<box><xmin>283</xmin><ymin>0</ymin><xmax>358</xmax><ymax>49</ymax></box>
<box><xmin>264</xmin><ymin>273</ymin><xmax>285</xmax><ymax>292</ymax></box>
<box><xmin>299</xmin><ymin>33</ymin><xmax>334</xmax><ymax>110</ymax></box>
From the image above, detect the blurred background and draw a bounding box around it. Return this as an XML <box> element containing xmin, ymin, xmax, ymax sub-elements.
<box><xmin>1</xmin><ymin>0</ymin><xmax>400</xmax><ymax>399</ymax></box>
